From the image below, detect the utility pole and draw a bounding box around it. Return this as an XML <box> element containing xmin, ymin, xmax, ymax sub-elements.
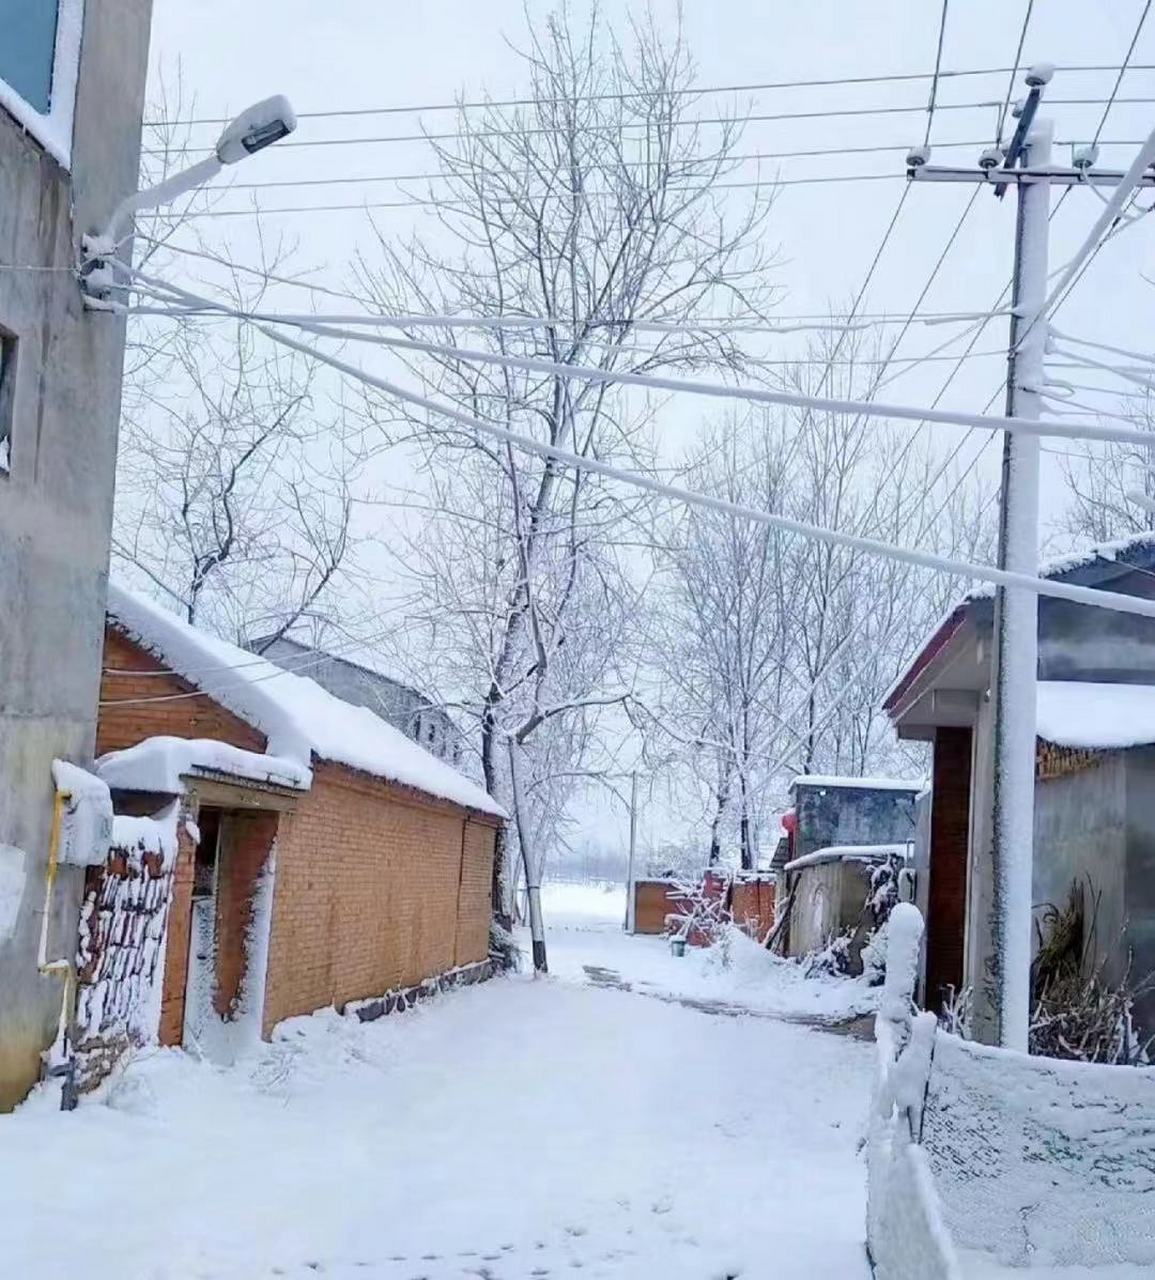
<box><xmin>624</xmin><ymin>770</ymin><xmax>638</xmax><ymax>934</ymax></box>
<box><xmin>987</xmin><ymin>107</ymin><xmax>1051</xmax><ymax>1053</ymax></box>
<box><xmin>908</xmin><ymin>65</ymin><xmax>1155</xmax><ymax>1048</ymax></box>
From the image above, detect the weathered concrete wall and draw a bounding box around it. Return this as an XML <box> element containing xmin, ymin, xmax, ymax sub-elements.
<box><xmin>1034</xmin><ymin>752</ymin><xmax>1128</xmax><ymax>987</ymax></box>
<box><xmin>1124</xmin><ymin>750</ymin><xmax>1155</xmax><ymax>1036</ymax></box>
<box><xmin>1036</xmin><ymin>581</ymin><xmax>1155</xmax><ymax>683</ymax></box>
<box><xmin>788</xmin><ymin>859</ymin><xmax>874</xmax><ymax>957</ymax></box>
<box><xmin>0</xmin><ymin>2</ymin><xmax>152</xmax><ymax>1109</ymax></box>
<box><xmin>792</xmin><ymin>783</ymin><xmax>918</xmax><ymax>861</ymax></box>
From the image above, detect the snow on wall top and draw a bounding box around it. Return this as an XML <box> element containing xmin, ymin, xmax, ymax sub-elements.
<box><xmin>105</xmin><ymin>585</ymin><xmax>505</xmax><ymax>818</ymax></box>
<box><xmin>789</xmin><ymin>774</ymin><xmax>924</xmax><ymax>793</ymax></box>
<box><xmin>1036</xmin><ymin>680</ymin><xmax>1155</xmax><ymax>750</ymax></box>
<box><xmin>783</xmin><ymin>842</ymin><xmax>910</xmax><ymax>873</ymax></box>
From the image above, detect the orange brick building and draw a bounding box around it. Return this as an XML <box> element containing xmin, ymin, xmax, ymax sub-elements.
<box><xmin>87</xmin><ymin>586</ymin><xmax>503</xmax><ymax>1063</ymax></box>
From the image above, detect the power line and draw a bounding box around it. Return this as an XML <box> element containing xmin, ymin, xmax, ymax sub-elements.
<box><xmin>204</xmin><ymin>139</ymin><xmax>999</xmax><ymax>193</ymax></box>
<box><xmin>996</xmin><ymin>0</ymin><xmax>1035</xmax><ymax>144</ymax></box>
<box><xmin>144</xmin><ymin>65</ymin><xmax>1155</xmax><ymax>129</ymax></box>
<box><xmin>140</xmin><ymin>98</ymin><xmax>1155</xmax><ymax>159</ymax></box>
<box><xmin>1094</xmin><ymin>0</ymin><xmax>1153</xmax><ymax>143</ymax></box>
<box><xmin>246</xmin><ymin>318</ymin><xmax>1155</xmax><ymax>624</ymax></box>
<box><xmin>167</xmin><ymin>173</ymin><xmax>904</xmax><ymax>220</ymax></box>
<box><xmin>129</xmin><ymin>239</ymin><xmax>1010</xmax><ymax>332</ymax></box>
<box><xmin>924</xmin><ymin>0</ymin><xmax>952</xmax><ymax>146</ymax></box>
<box><xmin>111</xmin><ymin>266</ymin><xmax>1155</xmax><ymax>450</ymax></box>
<box><xmin>140</xmin><ymin>100</ymin><xmax>1014</xmax><ymax>157</ymax></box>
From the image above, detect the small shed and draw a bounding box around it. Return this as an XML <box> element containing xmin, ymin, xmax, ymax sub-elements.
<box><xmin>86</xmin><ymin>585</ymin><xmax>505</xmax><ymax>1074</ymax></box>
<box><xmin>782</xmin><ymin>843</ymin><xmax>909</xmax><ymax>959</ymax></box>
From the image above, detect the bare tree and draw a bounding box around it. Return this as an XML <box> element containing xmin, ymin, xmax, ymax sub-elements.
<box><xmin>355</xmin><ymin>4</ymin><xmax>777</xmax><ymax>928</ymax></box>
<box><xmin>113</xmin><ymin>71</ymin><xmax>364</xmax><ymax>648</ymax></box>
<box><xmin>643</xmin><ymin>334</ymin><xmax>997</xmax><ymax>869</ymax></box>
<box><xmin>115</xmin><ymin>267</ymin><xmax>361</xmax><ymax>646</ymax></box>
<box><xmin>1057</xmin><ymin>391</ymin><xmax>1155</xmax><ymax>545</ymax></box>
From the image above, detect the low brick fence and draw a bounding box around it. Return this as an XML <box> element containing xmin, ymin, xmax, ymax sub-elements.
<box><xmin>73</xmin><ymin>809</ymin><xmax>186</xmax><ymax>1091</ymax></box>
<box><xmin>346</xmin><ymin>959</ymin><xmax>496</xmax><ymax>1022</ymax></box>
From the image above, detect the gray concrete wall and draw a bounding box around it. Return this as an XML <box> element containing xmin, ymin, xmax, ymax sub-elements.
<box><xmin>0</xmin><ymin>2</ymin><xmax>152</xmax><ymax>1109</ymax></box>
<box><xmin>1124</xmin><ymin>750</ymin><xmax>1155</xmax><ymax>1037</ymax></box>
<box><xmin>1037</xmin><ymin>582</ymin><xmax>1155</xmax><ymax>683</ymax></box>
<box><xmin>792</xmin><ymin>783</ymin><xmax>918</xmax><ymax>861</ymax></box>
<box><xmin>1033</xmin><ymin>755</ymin><xmax>1128</xmax><ymax>987</ymax></box>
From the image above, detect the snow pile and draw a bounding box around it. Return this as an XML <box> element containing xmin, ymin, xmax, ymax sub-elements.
<box><xmin>867</xmin><ymin>904</ymin><xmax>963</xmax><ymax>1280</ymax></box>
<box><xmin>966</xmin><ymin>529</ymin><xmax>1155</xmax><ymax>603</ymax></box>
<box><xmin>51</xmin><ymin>760</ymin><xmax>114</xmax><ymax>867</ymax></box>
<box><xmin>106</xmin><ymin>584</ymin><xmax>503</xmax><ymax>816</ymax></box>
<box><xmin>922</xmin><ymin>1032</ymin><xmax>1155</xmax><ymax>1269</ymax></box>
<box><xmin>541</xmin><ymin>879</ymin><xmax>627</xmax><ymax>927</ymax></box>
<box><xmin>97</xmin><ymin>736</ymin><xmax>310</xmax><ymax>793</ymax></box>
<box><xmin>1036</xmin><ymin>680</ymin><xmax>1155</xmax><ymax>750</ymax></box>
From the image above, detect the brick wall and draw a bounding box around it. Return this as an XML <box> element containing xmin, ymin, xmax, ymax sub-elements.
<box><xmin>925</xmin><ymin>726</ymin><xmax>973</xmax><ymax>1011</ymax></box>
<box><xmin>263</xmin><ymin>762</ymin><xmax>498</xmax><ymax>1033</ymax></box>
<box><xmin>98</xmin><ymin>626</ymin><xmax>266</xmax><ymax>756</ymax></box>
<box><xmin>731</xmin><ymin>878</ymin><xmax>776</xmax><ymax>939</ymax></box>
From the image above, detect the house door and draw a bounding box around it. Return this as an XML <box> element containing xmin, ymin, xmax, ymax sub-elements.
<box><xmin>180</xmin><ymin>806</ymin><xmax>279</xmax><ymax>1056</ymax></box>
<box><xmin>182</xmin><ymin>807</ymin><xmax>224</xmax><ymax>1051</ymax></box>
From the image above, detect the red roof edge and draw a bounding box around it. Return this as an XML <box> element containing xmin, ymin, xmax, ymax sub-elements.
<box><xmin>882</xmin><ymin>604</ymin><xmax>967</xmax><ymax>719</ymax></box>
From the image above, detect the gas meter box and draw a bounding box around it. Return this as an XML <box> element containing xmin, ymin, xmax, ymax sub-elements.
<box><xmin>51</xmin><ymin>761</ymin><xmax>114</xmax><ymax>867</ymax></box>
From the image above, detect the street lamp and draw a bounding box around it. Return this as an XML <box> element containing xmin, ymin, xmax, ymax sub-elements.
<box><xmin>81</xmin><ymin>94</ymin><xmax>296</xmax><ymax>294</ymax></box>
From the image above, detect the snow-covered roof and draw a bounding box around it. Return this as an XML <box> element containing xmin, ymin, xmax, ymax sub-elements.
<box><xmin>105</xmin><ymin>585</ymin><xmax>505</xmax><ymax>818</ymax></box>
<box><xmin>784</xmin><ymin>842</ymin><xmax>910</xmax><ymax>873</ymax></box>
<box><xmin>789</xmin><ymin>774</ymin><xmax>924</xmax><ymax>793</ymax></box>
<box><xmin>1037</xmin><ymin>680</ymin><xmax>1155</xmax><ymax>751</ymax></box>
<box><xmin>965</xmin><ymin>530</ymin><xmax>1155</xmax><ymax>602</ymax></box>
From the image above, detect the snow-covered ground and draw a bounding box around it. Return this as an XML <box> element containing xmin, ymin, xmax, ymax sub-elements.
<box><xmin>0</xmin><ymin>880</ymin><xmax>1132</xmax><ymax>1278</ymax></box>
<box><xmin>541</xmin><ymin>878</ymin><xmax>879</xmax><ymax>1023</ymax></box>
<box><xmin>0</xmin><ymin>880</ymin><xmax>874</xmax><ymax>1280</ymax></box>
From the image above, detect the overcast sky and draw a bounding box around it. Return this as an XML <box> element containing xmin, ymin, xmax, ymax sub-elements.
<box><xmin>142</xmin><ymin>1</ymin><xmax>1155</xmax><ymax>855</ymax></box>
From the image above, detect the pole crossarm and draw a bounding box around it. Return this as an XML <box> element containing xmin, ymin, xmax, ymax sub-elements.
<box><xmin>911</xmin><ymin>165</ymin><xmax>1155</xmax><ymax>188</ymax></box>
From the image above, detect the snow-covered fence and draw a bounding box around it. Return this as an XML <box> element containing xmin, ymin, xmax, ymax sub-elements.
<box><xmin>866</xmin><ymin>904</ymin><xmax>962</xmax><ymax>1280</ymax></box>
<box><xmin>72</xmin><ymin>808</ymin><xmax>180</xmax><ymax>1090</ymax></box>
<box><xmin>869</xmin><ymin>904</ymin><xmax>1155</xmax><ymax>1274</ymax></box>
<box><xmin>922</xmin><ymin>1031</ymin><xmax>1155</xmax><ymax>1268</ymax></box>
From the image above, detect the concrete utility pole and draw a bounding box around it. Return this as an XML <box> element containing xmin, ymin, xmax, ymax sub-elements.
<box><xmin>987</xmin><ymin>107</ymin><xmax>1051</xmax><ymax>1053</ymax></box>
<box><xmin>908</xmin><ymin>66</ymin><xmax>1155</xmax><ymax>1048</ymax></box>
